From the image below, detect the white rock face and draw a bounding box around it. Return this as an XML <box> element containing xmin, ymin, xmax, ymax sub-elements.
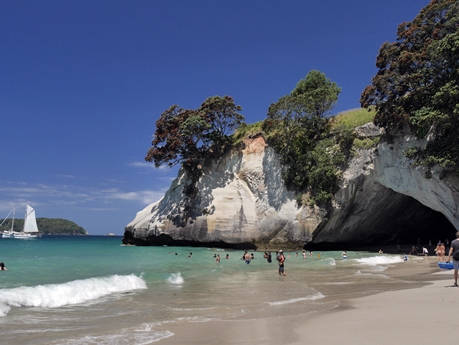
<box><xmin>309</xmin><ymin>126</ymin><xmax>458</xmax><ymax>245</ymax></box>
<box><xmin>372</xmin><ymin>133</ymin><xmax>459</xmax><ymax>229</ymax></box>
<box><xmin>125</xmin><ymin>134</ymin><xmax>321</xmax><ymax>248</ymax></box>
<box><xmin>125</xmin><ymin>126</ymin><xmax>459</xmax><ymax>247</ymax></box>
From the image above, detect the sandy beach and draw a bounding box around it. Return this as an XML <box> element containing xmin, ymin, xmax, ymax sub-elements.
<box><xmin>158</xmin><ymin>256</ymin><xmax>458</xmax><ymax>344</ymax></box>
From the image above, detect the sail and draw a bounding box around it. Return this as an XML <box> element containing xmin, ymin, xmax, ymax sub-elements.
<box><xmin>23</xmin><ymin>205</ymin><xmax>39</xmax><ymax>233</ymax></box>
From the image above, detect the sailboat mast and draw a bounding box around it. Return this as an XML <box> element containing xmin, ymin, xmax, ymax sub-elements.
<box><xmin>11</xmin><ymin>208</ymin><xmax>15</xmax><ymax>232</ymax></box>
<box><xmin>23</xmin><ymin>207</ymin><xmax>27</xmax><ymax>232</ymax></box>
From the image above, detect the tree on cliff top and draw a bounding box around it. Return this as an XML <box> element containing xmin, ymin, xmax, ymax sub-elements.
<box><xmin>145</xmin><ymin>96</ymin><xmax>244</xmax><ymax>172</ymax></box>
<box><xmin>265</xmin><ymin>70</ymin><xmax>341</xmax><ymax>162</ymax></box>
<box><xmin>291</xmin><ymin>70</ymin><xmax>341</xmax><ymax>118</ymax></box>
<box><xmin>263</xmin><ymin>70</ymin><xmax>343</xmax><ymax>204</ymax></box>
<box><xmin>360</xmin><ymin>0</ymin><xmax>459</xmax><ymax>169</ymax></box>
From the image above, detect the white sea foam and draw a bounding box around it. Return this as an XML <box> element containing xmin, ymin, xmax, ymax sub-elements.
<box><xmin>354</xmin><ymin>255</ymin><xmax>403</xmax><ymax>266</ymax></box>
<box><xmin>325</xmin><ymin>282</ymin><xmax>354</xmax><ymax>285</ymax></box>
<box><xmin>355</xmin><ymin>270</ymin><xmax>389</xmax><ymax>278</ymax></box>
<box><xmin>324</xmin><ymin>258</ymin><xmax>336</xmax><ymax>266</ymax></box>
<box><xmin>167</xmin><ymin>272</ymin><xmax>184</xmax><ymax>285</ymax></box>
<box><xmin>367</xmin><ymin>265</ymin><xmax>387</xmax><ymax>272</ymax></box>
<box><xmin>49</xmin><ymin>323</ymin><xmax>174</xmax><ymax>345</ymax></box>
<box><xmin>267</xmin><ymin>292</ymin><xmax>324</xmax><ymax>306</ymax></box>
<box><xmin>0</xmin><ymin>274</ymin><xmax>147</xmax><ymax>317</ymax></box>
<box><xmin>168</xmin><ymin>306</ymin><xmax>215</xmax><ymax>311</ymax></box>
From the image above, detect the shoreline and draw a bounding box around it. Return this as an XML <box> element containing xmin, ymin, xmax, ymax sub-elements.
<box><xmin>296</xmin><ymin>270</ymin><xmax>457</xmax><ymax>344</ymax></box>
<box><xmin>157</xmin><ymin>257</ymin><xmax>456</xmax><ymax>344</ymax></box>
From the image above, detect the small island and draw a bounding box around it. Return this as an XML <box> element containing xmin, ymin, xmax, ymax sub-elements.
<box><xmin>0</xmin><ymin>217</ymin><xmax>88</xmax><ymax>235</ymax></box>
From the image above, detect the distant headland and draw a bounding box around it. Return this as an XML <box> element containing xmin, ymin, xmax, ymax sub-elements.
<box><xmin>0</xmin><ymin>217</ymin><xmax>88</xmax><ymax>235</ymax></box>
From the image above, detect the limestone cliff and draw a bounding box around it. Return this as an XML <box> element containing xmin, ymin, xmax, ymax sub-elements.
<box><xmin>123</xmin><ymin>128</ymin><xmax>458</xmax><ymax>248</ymax></box>
<box><xmin>312</xmin><ymin>126</ymin><xmax>458</xmax><ymax>248</ymax></box>
<box><xmin>124</xmin><ymin>134</ymin><xmax>322</xmax><ymax>249</ymax></box>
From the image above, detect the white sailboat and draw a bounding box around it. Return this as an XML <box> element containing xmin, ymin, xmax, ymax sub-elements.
<box><xmin>14</xmin><ymin>204</ymin><xmax>40</xmax><ymax>239</ymax></box>
<box><xmin>0</xmin><ymin>208</ymin><xmax>15</xmax><ymax>238</ymax></box>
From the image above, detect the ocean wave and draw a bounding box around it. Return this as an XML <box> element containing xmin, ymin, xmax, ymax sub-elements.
<box><xmin>354</xmin><ymin>255</ymin><xmax>403</xmax><ymax>266</ymax></box>
<box><xmin>324</xmin><ymin>258</ymin><xmax>336</xmax><ymax>266</ymax></box>
<box><xmin>355</xmin><ymin>270</ymin><xmax>388</xmax><ymax>278</ymax></box>
<box><xmin>49</xmin><ymin>323</ymin><xmax>173</xmax><ymax>345</ymax></box>
<box><xmin>0</xmin><ymin>274</ymin><xmax>147</xmax><ymax>317</ymax></box>
<box><xmin>168</xmin><ymin>306</ymin><xmax>215</xmax><ymax>311</ymax></box>
<box><xmin>167</xmin><ymin>272</ymin><xmax>184</xmax><ymax>285</ymax></box>
<box><xmin>267</xmin><ymin>292</ymin><xmax>324</xmax><ymax>306</ymax></box>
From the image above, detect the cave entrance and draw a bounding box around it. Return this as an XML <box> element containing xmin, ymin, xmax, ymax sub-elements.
<box><xmin>369</xmin><ymin>192</ymin><xmax>457</xmax><ymax>247</ymax></box>
<box><xmin>307</xmin><ymin>188</ymin><xmax>457</xmax><ymax>252</ymax></box>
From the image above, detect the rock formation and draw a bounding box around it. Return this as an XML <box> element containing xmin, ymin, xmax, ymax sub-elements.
<box><xmin>123</xmin><ymin>127</ymin><xmax>458</xmax><ymax>249</ymax></box>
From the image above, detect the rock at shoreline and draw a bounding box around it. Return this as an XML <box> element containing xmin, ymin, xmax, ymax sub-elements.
<box><xmin>124</xmin><ymin>127</ymin><xmax>458</xmax><ymax>248</ymax></box>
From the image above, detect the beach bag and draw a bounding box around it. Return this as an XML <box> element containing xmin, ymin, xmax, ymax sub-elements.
<box><xmin>453</xmin><ymin>249</ymin><xmax>459</xmax><ymax>261</ymax></box>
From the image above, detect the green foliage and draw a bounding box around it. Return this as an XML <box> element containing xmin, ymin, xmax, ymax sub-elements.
<box><xmin>361</xmin><ymin>0</ymin><xmax>459</xmax><ymax>169</ymax></box>
<box><xmin>291</xmin><ymin>70</ymin><xmax>342</xmax><ymax>118</ymax></box>
<box><xmin>265</xmin><ymin>70</ymin><xmax>341</xmax><ymax>166</ymax></box>
<box><xmin>263</xmin><ymin>71</ymin><xmax>346</xmax><ymax>204</ymax></box>
<box><xmin>146</xmin><ymin>96</ymin><xmax>245</xmax><ymax>171</ymax></box>
<box><xmin>0</xmin><ymin>218</ymin><xmax>87</xmax><ymax>235</ymax></box>
<box><xmin>232</xmin><ymin>121</ymin><xmax>264</xmax><ymax>144</ymax></box>
<box><xmin>329</xmin><ymin>108</ymin><xmax>376</xmax><ymax>131</ymax></box>
<box><xmin>353</xmin><ymin>137</ymin><xmax>380</xmax><ymax>149</ymax></box>
<box><xmin>307</xmin><ymin>139</ymin><xmax>346</xmax><ymax>204</ymax></box>
<box><xmin>295</xmin><ymin>194</ymin><xmax>304</xmax><ymax>207</ymax></box>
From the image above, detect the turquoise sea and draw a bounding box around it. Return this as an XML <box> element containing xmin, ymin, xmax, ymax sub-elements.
<box><xmin>0</xmin><ymin>236</ymin><xmax>417</xmax><ymax>344</ymax></box>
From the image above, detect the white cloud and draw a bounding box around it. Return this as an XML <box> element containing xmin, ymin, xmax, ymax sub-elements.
<box><xmin>129</xmin><ymin>161</ymin><xmax>175</xmax><ymax>172</ymax></box>
<box><xmin>0</xmin><ymin>182</ymin><xmax>165</xmax><ymax>213</ymax></box>
<box><xmin>105</xmin><ymin>190</ymin><xmax>164</xmax><ymax>204</ymax></box>
<box><xmin>129</xmin><ymin>161</ymin><xmax>157</xmax><ymax>169</ymax></box>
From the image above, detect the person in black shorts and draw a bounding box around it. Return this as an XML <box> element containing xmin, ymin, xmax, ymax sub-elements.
<box><xmin>448</xmin><ymin>232</ymin><xmax>459</xmax><ymax>286</ymax></box>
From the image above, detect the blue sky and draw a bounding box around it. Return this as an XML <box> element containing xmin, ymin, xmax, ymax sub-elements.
<box><xmin>0</xmin><ymin>0</ymin><xmax>428</xmax><ymax>235</ymax></box>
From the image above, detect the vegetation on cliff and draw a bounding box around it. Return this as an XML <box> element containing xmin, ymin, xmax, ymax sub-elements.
<box><xmin>145</xmin><ymin>72</ymin><xmax>377</xmax><ymax>210</ymax></box>
<box><xmin>145</xmin><ymin>95</ymin><xmax>246</xmax><ymax>224</ymax></box>
<box><xmin>261</xmin><ymin>70</ymin><xmax>346</xmax><ymax>204</ymax></box>
<box><xmin>145</xmin><ymin>95</ymin><xmax>245</xmax><ymax>172</ymax></box>
<box><xmin>0</xmin><ymin>218</ymin><xmax>87</xmax><ymax>235</ymax></box>
<box><xmin>149</xmin><ymin>2</ymin><xmax>459</xmax><ymax>210</ymax></box>
<box><xmin>361</xmin><ymin>0</ymin><xmax>459</xmax><ymax>173</ymax></box>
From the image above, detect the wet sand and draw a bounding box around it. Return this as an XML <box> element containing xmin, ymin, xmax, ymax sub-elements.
<box><xmin>158</xmin><ymin>256</ymin><xmax>457</xmax><ymax>344</ymax></box>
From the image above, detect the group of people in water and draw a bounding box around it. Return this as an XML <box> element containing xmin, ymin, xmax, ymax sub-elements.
<box><xmin>176</xmin><ymin>249</ymin><xmax>358</xmax><ymax>278</ymax></box>
<box><xmin>233</xmin><ymin>249</ymin><xmax>327</xmax><ymax>276</ymax></box>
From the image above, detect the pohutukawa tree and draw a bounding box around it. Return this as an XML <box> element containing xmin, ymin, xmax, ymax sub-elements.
<box><xmin>360</xmin><ymin>0</ymin><xmax>459</xmax><ymax>169</ymax></box>
<box><xmin>145</xmin><ymin>96</ymin><xmax>244</xmax><ymax>173</ymax></box>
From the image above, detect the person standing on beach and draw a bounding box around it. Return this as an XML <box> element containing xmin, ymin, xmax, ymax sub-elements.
<box><xmin>440</xmin><ymin>243</ymin><xmax>446</xmax><ymax>262</ymax></box>
<box><xmin>448</xmin><ymin>232</ymin><xmax>459</xmax><ymax>286</ymax></box>
<box><xmin>278</xmin><ymin>250</ymin><xmax>286</xmax><ymax>276</ymax></box>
